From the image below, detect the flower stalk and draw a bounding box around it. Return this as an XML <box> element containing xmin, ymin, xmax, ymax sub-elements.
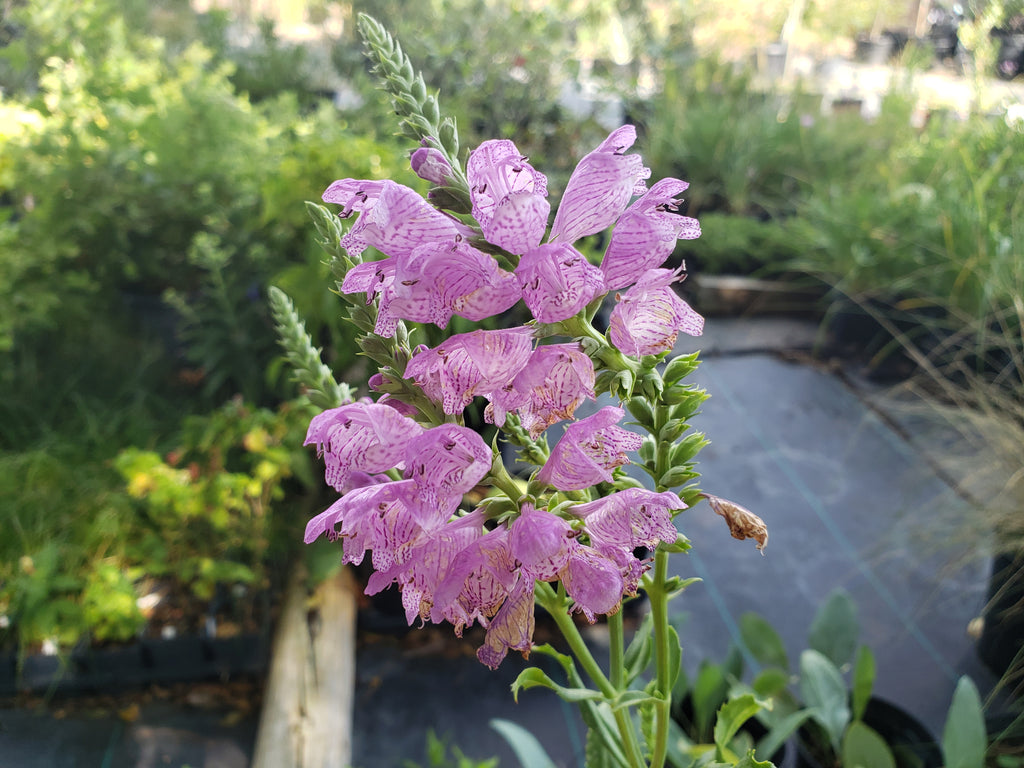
<box><xmin>273</xmin><ymin>16</ymin><xmax>769</xmax><ymax>767</ymax></box>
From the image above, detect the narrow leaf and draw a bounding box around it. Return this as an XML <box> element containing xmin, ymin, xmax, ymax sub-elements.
<box><xmin>490</xmin><ymin>718</ymin><xmax>558</xmax><ymax>768</ymax></box>
<box><xmin>510</xmin><ymin>667</ymin><xmax>603</xmax><ymax>705</ymax></box>
<box><xmin>851</xmin><ymin>645</ymin><xmax>875</xmax><ymax>722</ymax></box>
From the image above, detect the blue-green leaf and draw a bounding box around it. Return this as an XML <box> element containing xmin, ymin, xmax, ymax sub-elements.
<box><xmin>851</xmin><ymin>645</ymin><xmax>875</xmax><ymax>722</ymax></box>
<box><xmin>808</xmin><ymin>589</ymin><xmax>859</xmax><ymax>667</ymax></box>
<box><xmin>942</xmin><ymin>676</ymin><xmax>987</xmax><ymax>768</ymax></box>
<box><xmin>490</xmin><ymin>718</ymin><xmax>558</xmax><ymax>768</ymax></box>
<box><xmin>799</xmin><ymin>649</ymin><xmax>851</xmax><ymax>753</ymax></box>
<box><xmin>842</xmin><ymin>720</ymin><xmax>897</xmax><ymax>768</ymax></box>
<box><xmin>739</xmin><ymin>612</ymin><xmax>789</xmax><ymax>671</ymax></box>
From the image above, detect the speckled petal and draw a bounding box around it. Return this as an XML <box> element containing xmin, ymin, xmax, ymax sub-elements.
<box><xmin>548</xmin><ymin>126</ymin><xmax>650</xmax><ymax>245</ymax></box>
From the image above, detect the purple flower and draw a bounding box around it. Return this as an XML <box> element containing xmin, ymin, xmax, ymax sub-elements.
<box><xmin>536</xmin><ymin>406</ymin><xmax>643</xmax><ymax>491</ymax></box>
<box><xmin>390</xmin><ymin>239</ymin><xmax>521</xmax><ymax>326</ymax></box>
<box><xmin>560</xmin><ymin>545</ymin><xmax>625</xmax><ymax>622</ymax></box>
<box><xmin>508</xmin><ymin>504</ymin><xmax>574</xmax><ymax>581</ymax></box>
<box><xmin>467</xmin><ymin>139</ymin><xmax>550</xmax><ymax>253</ymax></box>
<box><xmin>476</xmin><ymin>576</ymin><xmax>535</xmax><ymax>669</ymax></box>
<box><xmin>515</xmin><ymin>242</ymin><xmax>605</xmax><ymax>323</ymax></box>
<box><xmin>512</xmin><ymin>343</ymin><xmax>596</xmax><ymax>439</ymax></box>
<box><xmin>403</xmin><ymin>327</ymin><xmax>534</xmax><ymax>423</ymax></box>
<box><xmin>601</xmin><ymin>178</ymin><xmax>701</xmax><ymax>290</ymax></box>
<box><xmin>322</xmin><ymin>179</ymin><xmax>464</xmax><ymax>260</ymax></box>
<box><xmin>573</xmin><ymin>489</ymin><xmax>684</xmax><ymax>551</ymax></box>
<box><xmin>404</xmin><ymin>424</ymin><xmax>493</xmax><ymax>511</ymax></box>
<box><xmin>431</xmin><ymin>526</ymin><xmax>517</xmax><ymax>634</ymax></box>
<box><xmin>410</xmin><ymin>146</ymin><xmax>454</xmax><ymax>185</ymax></box>
<box><xmin>548</xmin><ymin>125</ymin><xmax>650</xmax><ymax>245</ymax></box>
<box><xmin>304</xmin><ymin>402</ymin><xmax>425</xmax><ymax>491</ymax></box>
<box><xmin>608</xmin><ymin>268</ymin><xmax>704</xmax><ymax>357</ymax></box>
<box><xmin>366</xmin><ymin>509</ymin><xmax>484</xmax><ymax>624</ymax></box>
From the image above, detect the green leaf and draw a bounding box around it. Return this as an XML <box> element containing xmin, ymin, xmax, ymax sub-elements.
<box><xmin>732</xmin><ymin>750</ymin><xmax>774</xmax><ymax>768</ymax></box>
<box><xmin>739</xmin><ymin>612</ymin><xmax>789</xmax><ymax>670</ymax></box>
<box><xmin>942</xmin><ymin>676</ymin><xmax>987</xmax><ymax>768</ymax></box>
<box><xmin>509</xmin><ymin>667</ymin><xmax>603</xmax><ymax>704</ymax></box>
<box><xmin>756</xmin><ymin>709</ymin><xmax>815</xmax><ymax>762</ymax></box>
<box><xmin>693</xmin><ymin>662</ymin><xmax>728</xmax><ymax>740</ymax></box>
<box><xmin>842</xmin><ymin>720</ymin><xmax>897</xmax><ymax>768</ymax></box>
<box><xmin>663</xmin><ymin>353</ymin><xmax>701</xmax><ymax>385</ymax></box>
<box><xmin>850</xmin><ymin>645</ymin><xmax>875</xmax><ymax>722</ymax></box>
<box><xmin>751</xmin><ymin>667</ymin><xmax>791</xmax><ymax>699</ymax></box>
<box><xmin>808</xmin><ymin>589</ymin><xmax>859</xmax><ymax>667</ymax></box>
<box><xmin>489</xmin><ymin>719</ymin><xmax>558</xmax><ymax>768</ymax></box>
<box><xmin>799</xmin><ymin>649</ymin><xmax>851</xmax><ymax>754</ymax></box>
<box><xmin>714</xmin><ymin>694</ymin><xmax>764</xmax><ymax>759</ymax></box>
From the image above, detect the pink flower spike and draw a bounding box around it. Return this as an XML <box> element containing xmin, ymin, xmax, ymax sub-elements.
<box><xmin>548</xmin><ymin>125</ymin><xmax>651</xmax><ymax>245</ymax></box>
<box><xmin>467</xmin><ymin>139</ymin><xmax>550</xmax><ymax>253</ymax></box>
<box><xmin>601</xmin><ymin>178</ymin><xmax>702</xmax><ymax>290</ymax></box>
<box><xmin>515</xmin><ymin>242</ymin><xmax>606</xmax><ymax>323</ymax></box>
<box><xmin>608</xmin><ymin>268</ymin><xmax>704</xmax><ymax>357</ymax></box>
<box><xmin>573</xmin><ymin>488</ymin><xmax>684</xmax><ymax>551</ymax></box>
<box><xmin>304</xmin><ymin>403</ymin><xmax>425</xmax><ymax>491</ymax></box>
<box><xmin>513</xmin><ymin>343</ymin><xmax>596</xmax><ymax>439</ymax></box>
<box><xmin>403</xmin><ymin>327</ymin><xmax>534</xmax><ymax>420</ymax></box>
<box><xmin>537</xmin><ymin>406</ymin><xmax>643</xmax><ymax>491</ymax></box>
<box><xmin>322</xmin><ymin>179</ymin><xmax>463</xmax><ymax>261</ymax></box>
<box><xmin>508</xmin><ymin>504</ymin><xmax>574</xmax><ymax>581</ymax></box>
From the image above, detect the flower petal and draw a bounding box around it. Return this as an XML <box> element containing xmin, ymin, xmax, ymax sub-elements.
<box><xmin>548</xmin><ymin>126</ymin><xmax>650</xmax><ymax>245</ymax></box>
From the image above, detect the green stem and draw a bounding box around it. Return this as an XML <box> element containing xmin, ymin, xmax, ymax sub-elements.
<box><xmin>647</xmin><ymin>549</ymin><xmax>672</xmax><ymax>768</ymax></box>
<box><xmin>534</xmin><ymin>584</ymin><xmax>647</xmax><ymax>768</ymax></box>
<box><xmin>608</xmin><ymin>609</ymin><xmax>625</xmax><ymax>691</ymax></box>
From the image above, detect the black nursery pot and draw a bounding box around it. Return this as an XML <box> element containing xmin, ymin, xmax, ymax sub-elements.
<box><xmin>978</xmin><ymin>551</ymin><xmax>1024</xmax><ymax>682</ymax></box>
<box><xmin>795</xmin><ymin>697</ymin><xmax>941</xmax><ymax>768</ymax></box>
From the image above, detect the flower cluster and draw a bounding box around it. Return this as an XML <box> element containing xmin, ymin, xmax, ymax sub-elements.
<box><xmin>305</xmin><ymin>125</ymin><xmax>706</xmax><ymax>668</ymax></box>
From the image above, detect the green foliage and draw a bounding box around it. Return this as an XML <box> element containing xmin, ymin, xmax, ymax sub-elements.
<box><xmin>942</xmin><ymin>676</ymin><xmax>988</xmax><ymax>768</ymax></box>
<box><xmin>112</xmin><ymin>398</ymin><xmax>317</xmax><ymax>603</ymax></box>
<box><xmin>489</xmin><ymin>719</ymin><xmax>556</xmax><ymax>768</ymax></box>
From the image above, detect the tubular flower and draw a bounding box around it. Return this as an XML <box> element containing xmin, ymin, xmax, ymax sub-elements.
<box><xmin>322</xmin><ymin>179</ymin><xmax>464</xmax><ymax>260</ymax></box>
<box><xmin>560</xmin><ymin>545</ymin><xmax>625</xmax><ymax>622</ymax></box>
<box><xmin>431</xmin><ymin>526</ymin><xmax>518</xmax><ymax>634</ymax></box>
<box><xmin>389</xmin><ymin>239</ymin><xmax>521</xmax><ymax>329</ymax></box>
<box><xmin>512</xmin><ymin>343</ymin><xmax>596</xmax><ymax>439</ymax></box>
<box><xmin>467</xmin><ymin>139</ymin><xmax>550</xmax><ymax>253</ymax></box>
<box><xmin>403</xmin><ymin>424</ymin><xmax>493</xmax><ymax>512</ymax></box>
<box><xmin>548</xmin><ymin>125</ymin><xmax>651</xmax><ymax>245</ymax></box>
<box><xmin>404</xmin><ymin>327</ymin><xmax>535</xmax><ymax>422</ymax></box>
<box><xmin>536</xmin><ymin>406</ymin><xmax>643</xmax><ymax>491</ymax></box>
<box><xmin>601</xmin><ymin>178</ymin><xmax>701</xmax><ymax>290</ymax></box>
<box><xmin>303</xmin><ymin>402</ymin><xmax>425</xmax><ymax>491</ymax></box>
<box><xmin>515</xmin><ymin>242</ymin><xmax>605</xmax><ymax>324</ymax></box>
<box><xmin>608</xmin><ymin>268</ymin><xmax>704</xmax><ymax>357</ymax></box>
<box><xmin>508</xmin><ymin>504</ymin><xmax>574</xmax><ymax>581</ymax></box>
<box><xmin>572</xmin><ymin>489</ymin><xmax>684</xmax><ymax>551</ymax></box>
